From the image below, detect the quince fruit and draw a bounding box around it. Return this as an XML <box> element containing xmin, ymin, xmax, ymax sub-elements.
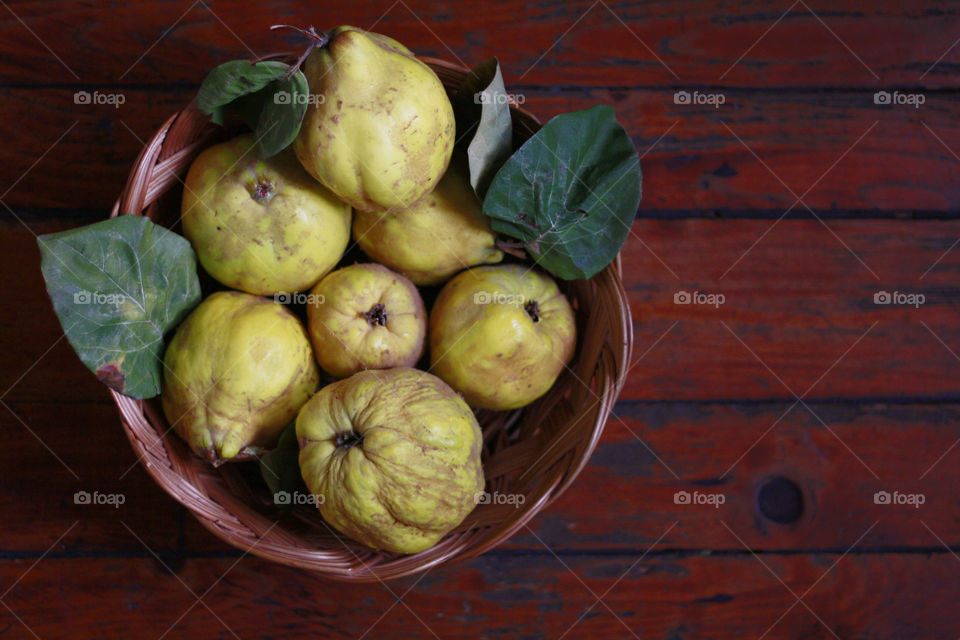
<box><xmin>353</xmin><ymin>156</ymin><xmax>504</xmax><ymax>285</ymax></box>
<box><xmin>429</xmin><ymin>265</ymin><xmax>576</xmax><ymax>410</ymax></box>
<box><xmin>306</xmin><ymin>263</ymin><xmax>426</xmax><ymax>378</ymax></box>
<box><xmin>182</xmin><ymin>134</ymin><xmax>351</xmax><ymax>296</ymax></box>
<box><xmin>296</xmin><ymin>367</ymin><xmax>484</xmax><ymax>553</ymax></box>
<box><xmin>162</xmin><ymin>291</ymin><xmax>319</xmax><ymax>464</ymax></box>
<box><xmin>293</xmin><ymin>26</ymin><xmax>455</xmax><ymax>212</ymax></box>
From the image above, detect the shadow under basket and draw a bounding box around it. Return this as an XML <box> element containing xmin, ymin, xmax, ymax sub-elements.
<box><xmin>108</xmin><ymin>57</ymin><xmax>634</xmax><ymax>581</ymax></box>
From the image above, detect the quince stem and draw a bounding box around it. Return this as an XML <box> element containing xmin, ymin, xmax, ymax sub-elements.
<box><xmin>270</xmin><ymin>24</ymin><xmax>331</xmax><ymax>77</ymax></box>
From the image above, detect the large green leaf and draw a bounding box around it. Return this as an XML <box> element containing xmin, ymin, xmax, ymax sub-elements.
<box><xmin>38</xmin><ymin>215</ymin><xmax>202</xmax><ymax>398</ymax></box>
<box><xmin>196</xmin><ymin>59</ymin><xmax>309</xmax><ymax>156</ymax></box>
<box><xmin>197</xmin><ymin>60</ymin><xmax>289</xmax><ymax>125</ymax></box>
<box><xmin>254</xmin><ymin>70</ymin><xmax>309</xmax><ymax>157</ymax></box>
<box><xmin>482</xmin><ymin>105</ymin><xmax>642</xmax><ymax>280</ymax></box>
<box><xmin>454</xmin><ymin>58</ymin><xmax>513</xmax><ymax>198</ymax></box>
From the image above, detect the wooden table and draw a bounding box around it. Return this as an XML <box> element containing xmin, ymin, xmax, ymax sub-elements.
<box><xmin>3</xmin><ymin>1</ymin><xmax>959</xmax><ymax>637</ymax></box>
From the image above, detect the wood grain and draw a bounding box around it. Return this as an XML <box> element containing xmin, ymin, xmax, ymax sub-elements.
<box><xmin>622</xmin><ymin>218</ymin><xmax>960</xmax><ymax>401</ymax></box>
<box><xmin>3</xmin><ymin>0</ymin><xmax>960</xmax><ymax>88</ymax></box>
<box><xmin>4</xmin><ymin>397</ymin><xmax>959</xmax><ymax>553</ymax></box>
<box><xmin>4</xmin><ymin>2</ymin><xmax>959</xmax><ymax>635</ymax></box>
<box><xmin>0</xmin><ymin>554</ymin><xmax>956</xmax><ymax>639</ymax></box>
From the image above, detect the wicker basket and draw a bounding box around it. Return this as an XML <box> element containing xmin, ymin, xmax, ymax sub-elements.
<box><xmin>107</xmin><ymin>57</ymin><xmax>633</xmax><ymax>581</ymax></box>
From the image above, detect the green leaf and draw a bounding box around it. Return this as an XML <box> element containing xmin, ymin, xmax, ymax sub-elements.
<box><xmin>260</xmin><ymin>422</ymin><xmax>305</xmax><ymax>504</ymax></box>
<box><xmin>196</xmin><ymin>60</ymin><xmax>309</xmax><ymax>156</ymax></box>
<box><xmin>482</xmin><ymin>105</ymin><xmax>642</xmax><ymax>280</ymax></box>
<box><xmin>254</xmin><ymin>69</ymin><xmax>309</xmax><ymax>157</ymax></box>
<box><xmin>38</xmin><ymin>216</ymin><xmax>202</xmax><ymax>398</ymax></box>
<box><xmin>453</xmin><ymin>58</ymin><xmax>513</xmax><ymax>198</ymax></box>
<box><xmin>197</xmin><ymin>60</ymin><xmax>289</xmax><ymax>118</ymax></box>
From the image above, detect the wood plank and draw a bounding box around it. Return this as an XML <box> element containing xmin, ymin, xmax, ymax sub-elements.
<box><xmin>0</xmin><ymin>399</ymin><xmax>188</xmax><ymax>554</ymax></box>
<box><xmin>0</xmin><ymin>88</ymin><xmax>186</xmax><ymax>212</ymax></box>
<box><xmin>4</xmin><ymin>87</ymin><xmax>960</xmax><ymax>213</ymax></box>
<box><xmin>3</xmin><ymin>0</ymin><xmax>960</xmax><ymax>88</ymax></box>
<box><xmin>0</xmin><ymin>554</ymin><xmax>956</xmax><ymax>638</ymax></box>
<box><xmin>6</xmin><ymin>2</ymin><xmax>959</xmax><ymax>634</ymax></box>
<box><xmin>621</xmin><ymin>218</ymin><xmax>960</xmax><ymax>401</ymax></box>
<box><xmin>8</xmin><ymin>220</ymin><xmax>960</xmax><ymax>404</ymax></box>
<box><xmin>4</xmin><ymin>398</ymin><xmax>960</xmax><ymax>553</ymax></box>
<box><xmin>523</xmin><ymin>401</ymin><xmax>960</xmax><ymax>551</ymax></box>
<box><xmin>1</xmin><ymin>220</ymin><xmax>107</xmax><ymax>404</ymax></box>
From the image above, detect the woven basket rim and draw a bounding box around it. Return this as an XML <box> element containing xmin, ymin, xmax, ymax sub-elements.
<box><xmin>108</xmin><ymin>55</ymin><xmax>635</xmax><ymax>581</ymax></box>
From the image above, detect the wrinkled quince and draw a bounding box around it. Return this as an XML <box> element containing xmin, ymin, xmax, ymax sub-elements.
<box><xmin>306</xmin><ymin>263</ymin><xmax>426</xmax><ymax>378</ymax></box>
<box><xmin>296</xmin><ymin>367</ymin><xmax>484</xmax><ymax>553</ymax></box>
<box><xmin>293</xmin><ymin>25</ymin><xmax>455</xmax><ymax>212</ymax></box>
<box><xmin>353</xmin><ymin>156</ymin><xmax>504</xmax><ymax>285</ymax></box>
<box><xmin>182</xmin><ymin>134</ymin><xmax>351</xmax><ymax>296</ymax></box>
<box><xmin>162</xmin><ymin>291</ymin><xmax>319</xmax><ymax>464</ymax></box>
<box><xmin>429</xmin><ymin>265</ymin><xmax>576</xmax><ymax>410</ymax></box>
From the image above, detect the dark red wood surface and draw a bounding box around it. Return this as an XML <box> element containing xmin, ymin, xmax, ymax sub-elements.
<box><xmin>3</xmin><ymin>1</ymin><xmax>960</xmax><ymax>638</ymax></box>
